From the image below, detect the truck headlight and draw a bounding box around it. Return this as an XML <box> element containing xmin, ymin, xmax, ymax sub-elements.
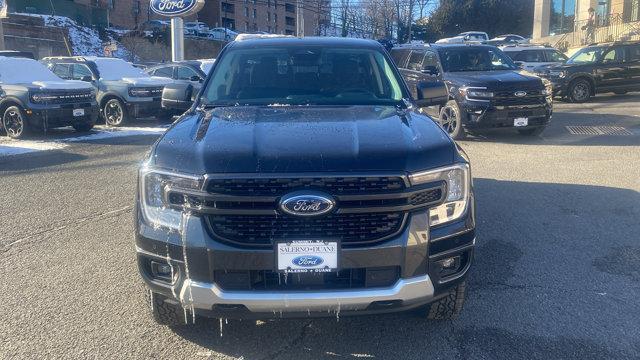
<box><xmin>409</xmin><ymin>164</ymin><xmax>471</xmax><ymax>226</ymax></box>
<box><xmin>460</xmin><ymin>87</ymin><xmax>494</xmax><ymax>100</ymax></box>
<box><xmin>139</xmin><ymin>167</ymin><xmax>203</xmax><ymax>230</ymax></box>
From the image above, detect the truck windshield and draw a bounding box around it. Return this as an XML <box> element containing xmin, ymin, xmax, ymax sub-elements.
<box><xmin>0</xmin><ymin>57</ymin><xmax>61</xmax><ymax>84</ymax></box>
<box><xmin>92</xmin><ymin>58</ymin><xmax>148</xmax><ymax>80</ymax></box>
<box><xmin>438</xmin><ymin>47</ymin><xmax>517</xmax><ymax>72</ymax></box>
<box><xmin>566</xmin><ymin>47</ymin><xmax>606</xmax><ymax>64</ymax></box>
<box><xmin>201</xmin><ymin>46</ymin><xmax>404</xmax><ymax>106</ymax></box>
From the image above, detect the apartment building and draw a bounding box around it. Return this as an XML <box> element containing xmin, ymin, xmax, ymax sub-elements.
<box><xmin>533</xmin><ymin>0</ymin><xmax>640</xmax><ymax>51</ymax></box>
<box><xmin>199</xmin><ymin>0</ymin><xmax>330</xmax><ymax>35</ymax></box>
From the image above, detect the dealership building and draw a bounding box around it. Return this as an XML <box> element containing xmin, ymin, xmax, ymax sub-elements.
<box><xmin>532</xmin><ymin>0</ymin><xmax>640</xmax><ymax>52</ymax></box>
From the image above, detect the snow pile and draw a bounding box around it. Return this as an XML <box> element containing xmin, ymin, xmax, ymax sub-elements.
<box><xmin>13</xmin><ymin>13</ymin><xmax>136</xmax><ymax>61</ymax></box>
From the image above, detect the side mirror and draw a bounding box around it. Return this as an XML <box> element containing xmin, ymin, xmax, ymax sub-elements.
<box><xmin>422</xmin><ymin>65</ymin><xmax>439</xmax><ymax>76</ymax></box>
<box><xmin>81</xmin><ymin>75</ymin><xmax>93</xmax><ymax>82</ymax></box>
<box><xmin>414</xmin><ymin>80</ymin><xmax>448</xmax><ymax>107</ymax></box>
<box><xmin>514</xmin><ymin>61</ymin><xmax>525</xmax><ymax>68</ymax></box>
<box><xmin>190</xmin><ymin>75</ymin><xmax>202</xmax><ymax>82</ymax></box>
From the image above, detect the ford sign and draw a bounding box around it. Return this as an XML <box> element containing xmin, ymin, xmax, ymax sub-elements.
<box><xmin>514</xmin><ymin>91</ymin><xmax>527</xmax><ymax>97</ymax></box>
<box><xmin>150</xmin><ymin>0</ymin><xmax>205</xmax><ymax>17</ymax></box>
<box><xmin>279</xmin><ymin>191</ymin><xmax>335</xmax><ymax>217</ymax></box>
<box><xmin>292</xmin><ymin>256</ymin><xmax>324</xmax><ymax>267</ymax></box>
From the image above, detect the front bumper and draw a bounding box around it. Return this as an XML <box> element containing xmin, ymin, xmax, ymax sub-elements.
<box><xmin>181</xmin><ymin>274</ymin><xmax>434</xmax><ymax>314</ymax></box>
<box><xmin>459</xmin><ymin>100</ymin><xmax>552</xmax><ymax>130</ymax></box>
<box><xmin>135</xmin><ymin>196</ymin><xmax>476</xmax><ymax>319</ymax></box>
<box><xmin>26</xmin><ymin>102</ymin><xmax>99</xmax><ymax>129</ymax></box>
<box><xmin>126</xmin><ymin>97</ymin><xmax>163</xmax><ymax>119</ymax></box>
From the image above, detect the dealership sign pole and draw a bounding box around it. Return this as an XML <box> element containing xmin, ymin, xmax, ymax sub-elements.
<box><xmin>0</xmin><ymin>0</ymin><xmax>7</xmax><ymax>50</ymax></box>
<box><xmin>150</xmin><ymin>0</ymin><xmax>204</xmax><ymax>62</ymax></box>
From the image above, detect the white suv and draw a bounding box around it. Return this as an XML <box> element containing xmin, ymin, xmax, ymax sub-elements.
<box><xmin>500</xmin><ymin>45</ymin><xmax>568</xmax><ymax>72</ymax></box>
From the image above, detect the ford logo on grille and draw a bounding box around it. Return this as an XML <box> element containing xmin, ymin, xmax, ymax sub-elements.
<box><xmin>292</xmin><ymin>256</ymin><xmax>324</xmax><ymax>267</ymax></box>
<box><xmin>514</xmin><ymin>91</ymin><xmax>527</xmax><ymax>97</ymax></box>
<box><xmin>279</xmin><ymin>191</ymin><xmax>335</xmax><ymax>217</ymax></box>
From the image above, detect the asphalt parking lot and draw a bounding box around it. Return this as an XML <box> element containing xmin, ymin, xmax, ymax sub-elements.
<box><xmin>1</xmin><ymin>95</ymin><xmax>639</xmax><ymax>359</ymax></box>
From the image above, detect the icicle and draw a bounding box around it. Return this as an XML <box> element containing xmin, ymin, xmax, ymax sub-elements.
<box><xmin>180</xmin><ymin>207</ymin><xmax>196</xmax><ymax>324</ymax></box>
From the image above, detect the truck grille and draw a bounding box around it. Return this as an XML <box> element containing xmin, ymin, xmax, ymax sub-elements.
<box><xmin>493</xmin><ymin>89</ymin><xmax>547</xmax><ymax>106</ymax></box>
<box><xmin>206</xmin><ymin>212</ymin><xmax>406</xmax><ymax>247</ymax></box>
<box><xmin>169</xmin><ymin>174</ymin><xmax>445</xmax><ymax>248</ymax></box>
<box><xmin>33</xmin><ymin>90</ymin><xmax>94</xmax><ymax>104</ymax></box>
<box><xmin>206</xmin><ymin>176</ymin><xmax>406</xmax><ymax>195</ymax></box>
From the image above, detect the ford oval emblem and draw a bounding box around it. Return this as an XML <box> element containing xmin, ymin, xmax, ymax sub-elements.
<box><xmin>292</xmin><ymin>255</ymin><xmax>324</xmax><ymax>267</ymax></box>
<box><xmin>279</xmin><ymin>191</ymin><xmax>335</xmax><ymax>217</ymax></box>
<box><xmin>150</xmin><ymin>0</ymin><xmax>205</xmax><ymax>17</ymax></box>
<box><xmin>514</xmin><ymin>91</ymin><xmax>527</xmax><ymax>97</ymax></box>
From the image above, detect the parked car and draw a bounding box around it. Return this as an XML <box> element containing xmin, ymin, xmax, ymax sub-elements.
<box><xmin>500</xmin><ymin>44</ymin><xmax>568</xmax><ymax>72</ymax></box>
<box><xmin>42</xmin><ymin>56</ymin><xmax>171</xmax><ymax>126</ymax></box>
<box><xmin>145</xmin><ymin>59</ymin><xmax>214</xmax><ymax>115</ymax></box>
<box><xmin>391</xmin><ymin>43</ymin><xmax>553</xmax><ymax>139</ymax></box>
<box><xmin>535</xmin><ymin>40</ymin><xmax>640</xmax><ymax>102</ymax></box>
<box><xmin>435</xmin><ymin>31</ymin><xmax>489</xmax><ymax>44</ymax></box>
<box><xmin>184</xmin><ymin>22</ymin><xmax>209</xmax><ymax>37</ymax></box>
<box><xmin>208</xmin><ymin>27</ymin><xmax>238</xmax><ymax>41</ymax></box>
<box><xmin>485</xmin><ymin>34</ymin><xmax>530</xmax><ymax>46</ymax></box>
<box><xmin>136</xmin><ymin>37</ymin><xmax>475</xmax><ymax>325</ymax></box>
<box><xmin>0</xmin><ymin>57</ymin><xmax>98</xmax><ymax>139</ymax></box>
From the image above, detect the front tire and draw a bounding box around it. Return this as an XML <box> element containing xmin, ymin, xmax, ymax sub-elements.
<box><xmin>438</xmin><ymin>100</ymin><xmax>466</xmax><ymax>140</ymax></box>
<box><xmin>148</xmin><ymin>291</ymin><xmax>190</xmax><ymax>327</ymax></box>
<box><xmin>103</xmin><ymin>98</ymin><xmax>128</xmax><ymax>127</ymax></box>
<box><xmin>3</xmin><ymin>106</ymin><xmax>29</xmax><ymax>139</ymax></box>
<box><xmin>567</xmin><ymin>78</ymin><xmax>592</xmax><ymax>103</ymax></box>
<box><xmin>426</xmin><ymin>281</ymin><xmax>467</xmax><ymax>320</ymax></box>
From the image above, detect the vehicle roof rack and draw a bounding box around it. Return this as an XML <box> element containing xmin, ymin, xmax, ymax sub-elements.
<box><xmin>234</xmin><ymin>34</ymin><xmax>294</xmax><ymax>41</ymax></box>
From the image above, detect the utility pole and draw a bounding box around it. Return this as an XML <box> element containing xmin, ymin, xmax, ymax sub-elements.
<box><xmin>296</xmin><ymin>0</ymin><xmax>304</xmax><ymax>37</ymax></box>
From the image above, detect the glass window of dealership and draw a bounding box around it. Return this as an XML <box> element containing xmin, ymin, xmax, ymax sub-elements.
<box><xmin>534</xmin><ymin>0</ymin><xmax>640</xmax><ymax>39</ymax></box>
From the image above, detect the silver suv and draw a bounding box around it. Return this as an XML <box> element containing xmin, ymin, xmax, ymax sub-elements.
<box><xmin>42</xmin><ymin>57</ymin><xmax>171</xmax><ymax>126</ymax></box>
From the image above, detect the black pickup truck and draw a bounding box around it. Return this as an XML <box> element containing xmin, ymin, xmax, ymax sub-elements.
<box><xmin>391</xmin><ymin>44</ymin><xmax>553</xmax><ymax>139</ymax></box>
<box><xmin>0</xmin><ymin>57</ymin><xmax>98</xmax><ymax>139</ymax></box>
<box><xmin>135</xmin><ymin>37</ymin><xmax>475</xmax><ymax>325</ymax></box>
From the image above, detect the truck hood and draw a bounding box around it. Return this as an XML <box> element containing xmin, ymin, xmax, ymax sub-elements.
<box><xmin>152</xmin><ymin>105</ymin><xmax>455</xmax><ymax>174</ymax></box>
<box><xmin>445</xmin><ymin>70</ymin><xmax>544</xmax><ymax>90</ymax></box>
<box><xmin>31</xmin><ymin>80</ymin><xmax>94</xmax><ymax>90</ymax></box>
<box><xmin>120</xmin><ymin>77</ymin><xmax>170</xmax><ymax>86</ymax></box>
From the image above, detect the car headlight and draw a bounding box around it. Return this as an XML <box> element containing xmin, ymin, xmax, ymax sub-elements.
<box><xmin>30</xmin><ymin>92</ymin><xmax>59</xmax><ymax>103</ymax></box>
<box><xmin>460</xmin><ymin>87</ymin><xmax>494</xmax><ymax>100</ymax></box>
<box><xmin>549</xmin><ymin>70</ymin><xmax>566</xmax><ymax>78</ymax></box>
<box><xmin>139</xmin><ymin>167</ymin><xmax>204</xmax><ymax>230</ymax></box>
<box><xmin>409</xmin><ymin>164</ymin><xmax>471</xmax><ymax>227</ymax></box>
<box><xmin>129</xmin><ymin>86</ymin><xmax>163</xmax><ymax>97</ymax></box>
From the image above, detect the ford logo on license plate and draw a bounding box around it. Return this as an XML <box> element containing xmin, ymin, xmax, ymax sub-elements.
<box><xmin>292</xmin><ymin>255</ymin><xmax>324</xmax><ymax>267</ymax></box>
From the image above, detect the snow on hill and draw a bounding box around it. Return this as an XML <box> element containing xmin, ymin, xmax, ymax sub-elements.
<box><xmin>14</xmin><ymin>13</ymin><xmax>136</xmax><ymax>61</ymax></box>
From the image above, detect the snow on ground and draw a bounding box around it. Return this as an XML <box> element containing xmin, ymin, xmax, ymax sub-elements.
<box><xmin>13</xmin><ymin>13</ymin><xmax>136</xmax><ymax>61</ymax></box>
<box><xmin>0</xmin><ymin>125</ymin><xmax>168</xmax><ymax>157</ymax></box>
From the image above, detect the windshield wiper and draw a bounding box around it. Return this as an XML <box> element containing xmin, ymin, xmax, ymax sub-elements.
<box><xmin>199</xmin><ymin>101</ymin><xmax>239</xmax><ymax>109</ymax></box>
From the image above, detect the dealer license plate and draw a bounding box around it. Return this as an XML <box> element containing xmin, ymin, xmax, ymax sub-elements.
<box><xmin>73</xmin><ymin>109</ymin><xmax>85</xmax><ymax>117</ymax></box>
<box><xmin>514</xmin><ymin>117</ymin><xmax>528</xmax><ymax>127</ymax></box>
<box><xmin>277</xmin><ymin>240</ymin><xmax>338</xmax><ymax>273</ymax></box>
